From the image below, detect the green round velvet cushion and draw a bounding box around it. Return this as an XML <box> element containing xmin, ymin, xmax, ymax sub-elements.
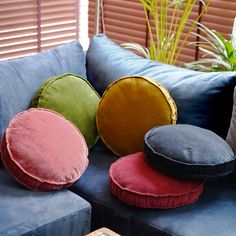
<box><xmin>32</xmin><ymin>73</ymin><xmax>100</xmax><ymax>148</ymax></box>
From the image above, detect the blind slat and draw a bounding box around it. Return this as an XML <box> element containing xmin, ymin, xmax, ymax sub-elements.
<box><xmin>0</xmin><ymin>49</ymin><xmax>36</xmax><ymax>60</ymax></box>
<box><xmin>42</xmin><ymin>34</ymin><xmax>76</xmax><ymax>44</ymax></box>
<box><xmin>0</xmin><ymin>35</ymin><xmax>37</xmax><ymax>46</ymax></box>
<box><xmin>41</xmin><ymin>0</ymin><xmax>75</xmax><ymax>7</ymax></box>
<box><xmin>0</xmin><ymin>42</ymin><xmax>37</xmax><ymax>54</ymax></box>
<box><xmin>1</xmin><ymin>0</ymin><xmax>33</xmax><ymax>5</ymax></box>
<box><xmin>41</xmin><ymin>40</ymin><xmax>74</xmax><ymax>50</ymax></box>
<box><xmin>0</xmin><ymin>28</ymin><xmax>37</xmax><ymax>38</ymax></box>
<box><xmin>0</xmin><ymin>4</ymin><xmax>36</xmax><ymax>13</ymax></box>
<box><xmin>0</xmin><ymin>20</ymin><xmax>37</xmax><ymax>31</ymax></box>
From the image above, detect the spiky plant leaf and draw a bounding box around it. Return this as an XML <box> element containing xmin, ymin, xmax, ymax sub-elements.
<box><xmin>121</xmin><ymin>43</ymin><xmax>150</xmax><ymax>59</ymax></box>
<box><xmin>231</xmin><ymin>17</ymin><xmax>236</xmax><ymax>49</ymax></box>
<box><xmin>184</xmin><ymin>21</ymin><xmax>236</xmax><ymax>71</ymax></box>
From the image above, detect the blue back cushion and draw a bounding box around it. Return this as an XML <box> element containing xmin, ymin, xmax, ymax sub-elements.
<box><xmin>0</xmin><ymin>41</ymin><xmax>86</xmax><ymax>138</ymax></box>
<box><xmin>86</xmin><ymin>34</ymin><xmax>236</xmax><ymax>138</ymax></box>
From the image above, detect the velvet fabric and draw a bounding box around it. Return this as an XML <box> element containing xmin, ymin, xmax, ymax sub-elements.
<box><xmin>86</xmin><ymin>34</ymin><xmax>236</xmax><ymax>138</ymax></box>
<box><xmin>0</xmin><ymin>168</ymin><xmax>91</xmax><ymax>236</ymax></box>
<box><xmin>1</xmin><ymin>108</ymin><xmax>88</xmax><ymax>191</ymax></box>
<box><xmin>32</xmin><ymin>73</ymin><xmax>100</xmax><ymax>148</ymax></box>
<box><xmin>70</xmin><ymin>142</ymin><xmax>236</xmax><ymax>236</ymax></box>
<box><xmin>144</xmin><ymin>125</ymin><xmax>235</xmax><ymax>178</ymax></box>
<box><xmin>96</xmin><ymin>76</ymin><xmax>177</xmax><ymax>156</ymax></box>
<box><xmin>0</xmin><ymin>41</ymin><xmax>86</xmax><ymax>140</ymax></box>
<box><xmin>110</xmin><ymin>152</ymin><xmax>204</xmax><ymax>209</ymax></box>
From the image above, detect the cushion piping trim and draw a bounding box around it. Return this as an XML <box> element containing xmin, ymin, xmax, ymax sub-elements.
<box><xmin>109</xmin><ymin>158</ymin><xmax>204</xmax><ymax>198</ymax></box>
<box><xmin>110</xmin><ymin>171</ymin><xmax>204</xmax><ymax>209</ymax></box>
<box><xmin>32</xmin><ymin>73</ymin><xmax>100</xmax><ymax>149</ymax></box>
<box><xmin>3</xmin><ymin>108</ymin><xmax>89</xmax><ymax>185</ymax></box>
<box><xmin>96</xmin><ymin>75</ymin><xmax>177</xmax><ymax>156</ymax></box>
<box><xmin>110</xmin><ymin>178</ymin><xmax>204</xmax><ymax>209</ymax></box>
<box><xmin>144</xmin><ymin>138</ymin><xmax>235</xmax><ymax>177</ymax></box>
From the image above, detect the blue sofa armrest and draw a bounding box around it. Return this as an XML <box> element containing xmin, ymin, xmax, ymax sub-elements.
<box><xmin>0</xmin><ymin>169</ymin><xmax>91</xmax><ymax>236</ymax></box>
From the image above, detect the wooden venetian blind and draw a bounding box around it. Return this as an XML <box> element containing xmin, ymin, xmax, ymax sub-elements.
<box><xmin>200</xmin><ymin>0</ymin><xmax>236</xmax><ymax>38</ymax></box>
<box><xmin>198</xmin><ymin>0</ymin><xmax>236</xmax><ymax>59</ymax></box>
<box><xmin>89</xmin><ymin>0</ymin><xmax>147</xmax><ymax>47</ymax></box>
<box><xmin>0</xmin><ymin>0</ymin><xmax>86</xmax><ymax>60</ymax></box>
<box><xmin>88</xmin><ymin>0</ymin><xmax>236</xmax><ymax>65</ymax></box>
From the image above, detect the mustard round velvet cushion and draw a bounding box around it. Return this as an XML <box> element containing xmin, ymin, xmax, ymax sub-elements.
<box><xmin>32</xmin><ymin>73</ymin><xmax>100</xmax><ymax>149</ymax></box>
<box><xmin>96</xmin><ymin>76</ymin><xmax>177</xmax><ymax>156</ymax></box>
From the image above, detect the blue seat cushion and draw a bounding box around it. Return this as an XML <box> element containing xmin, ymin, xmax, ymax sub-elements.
<box><xmin>0</xmin><ymin>41</ymin><xmax>86</xmax><ymax>139</ymax></box>
<box><xmin>0</xmin><ymin>168</ymin><xmax>91</xmax><ymax>236</ymax></box>
<box><xmin>86</xmin><ymin>34</ymin><xmax>236</xmax><ymax>138</ymax></box>
<box><xmin>70</xmin><ymin>141</ymin><xmax>236</xmax><ymax>236</ymax></box>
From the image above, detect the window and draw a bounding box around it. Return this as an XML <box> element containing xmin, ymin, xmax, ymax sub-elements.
<box><xmin>89</xmin><ymin>0</ymin><xmax>236</xmax><ymax>65</ymax></box>
<box><xmin>0</xmin><ymin>0</ymin><xmax>88</xmax><ymax>60</ymax></box>
<box><xmin>89</xmin><ymin>0</ymin><xmax>146</xmax><ymax>46</ymax></box>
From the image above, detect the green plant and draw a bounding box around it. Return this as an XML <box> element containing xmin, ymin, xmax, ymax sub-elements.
<box><xmin>121</xmin><ymin>0</ymin><xmax>211</xmax><ymax>65</ymax></box>
<box><xmin>184</xmin><ymin>19</ymin><xmax>236</xmax><ymax>71</ymax></box>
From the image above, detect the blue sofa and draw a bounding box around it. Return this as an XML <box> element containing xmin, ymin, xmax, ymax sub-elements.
<box><xmin>1</xmin><ymin>34</ymin><xmax>236</xmax><ymax>236</ymax></box>
<box><xmin>70</xmin><ymin>35</ymin><xmax>236</xmax><ymax>236</ymax></box>
<box><xmin>0</xmin><ymin>41</ymin><xmax>91</xmax><ymax>236</ymax></box>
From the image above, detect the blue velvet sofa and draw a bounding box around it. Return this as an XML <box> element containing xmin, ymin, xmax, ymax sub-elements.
<box><xmin>0</xmin><ymin>41</ymin><xmax>91</xmax><ymax>236</ymax></box>
<box><xmin>70</xmin><ymin>35</ymin><xmax>236</xmax><ymax>236</ymax></box>
<box><xmin>1</xmin><ymin>34</ymin><xmax>236</xmax><ymax>236</ymax></box>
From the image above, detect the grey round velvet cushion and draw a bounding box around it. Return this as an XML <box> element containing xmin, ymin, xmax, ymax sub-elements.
<box><xmin>144</xmin><ymin>124</ymin><xmax>235</xmax><ymax>178</ymax></box>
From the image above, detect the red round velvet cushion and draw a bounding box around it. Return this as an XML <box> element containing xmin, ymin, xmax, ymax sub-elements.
<box><xmin>110</xmin><ymin>152</ymin><xmax>204</xmax><ymax>209</ymax></box>
<box><xmin>1</xmin><ymin>108</ymin><xmax>88</xmax><ymax>191</ymax></box>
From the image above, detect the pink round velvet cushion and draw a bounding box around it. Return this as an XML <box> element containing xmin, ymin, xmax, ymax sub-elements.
<box><xmin>1</xmin><ymin>108</ymin><xmax>88</xmax><ymax>191</ymax></box>
<box><xmin>110</xmin><ymin>152</ymin><xmax>204</xmax><ymax>209</ymax></box>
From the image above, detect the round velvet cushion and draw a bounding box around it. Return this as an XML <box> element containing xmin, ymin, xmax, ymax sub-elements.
<box><xmin>96</xmin><ymin>76</ymin><xmax>177</xmax><ymax>156</ymax></box>
<box><xmin>32</xmin><ymin>73</ymin><xmax>100</xmax><ymax>149</ymax></box>
<box><xmin>1</xmin><ymin>108</ymin><xmax>88</xmax><ymax>191</ymax></box>
<box><xmin>144</xmin><ymin>124</ymin><xmax>235</xmax><ymax>178</ymax></box>
<box><xmin>110</xmin><ymin>152</ymin><xmax>204</xmax><ymax>209</ymax></box>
